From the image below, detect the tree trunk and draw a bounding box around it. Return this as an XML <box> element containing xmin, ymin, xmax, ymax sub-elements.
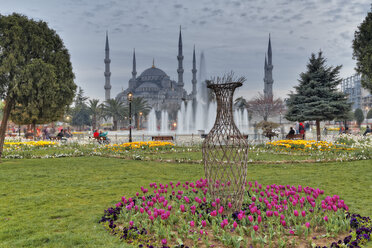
<box><xmin>0</xmin><ymin>98</ymin><xmax>14</xmax><ymax>161</ymax></box>
<box><xmin>113</xmin><ymin>120</ymin><xmax>117</xmax><ymax>131</ymax></box>
<box><xmin>92</xmin><ymin>115</ymin><xmax>96</xmax><ymax>131</ymax></box>
<box><xmin>316</xmin><ymin>120</ymin><xmax>321</xmax><ymax>141</ymax></box>
<box><xmin>135</xmin><ymin>114</ymin><xmax>139</xmax><ymax>129</ymax></box>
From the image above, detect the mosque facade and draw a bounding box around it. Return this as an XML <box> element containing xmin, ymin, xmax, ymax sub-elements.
<box><xmin>104</xmin><ymin>29</ymin><xmax>197</xmax><ymax>120</ymax></box>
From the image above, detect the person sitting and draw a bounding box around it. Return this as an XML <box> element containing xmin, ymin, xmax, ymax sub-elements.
<box><xmin>287</xmin><ymin>127</ymin><xmax>295</xmax><ymax>136</ymax></box>
<box><xmin>57</xmin><ymin>129</ymin><xmax>64</xmax><ymax>140</ymax></box>
<box><xmin>99</xmin><ymin>131</ymin><xmax>108</xmax><ymax>139</ymax></box>
<box><xmin>93</xmin><ymin>130</ymin><xmax>100</xmax><ymax>138</ymax></box>
<box><xmin>364</xmin><ymin>126</ymin><xmax>371</xmax><ymax>136</ymax></box>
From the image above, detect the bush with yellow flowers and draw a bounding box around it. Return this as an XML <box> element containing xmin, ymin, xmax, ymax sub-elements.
<box><xmin>100</xmin><ymin>141</ymin><xmax>174</xmax><ymax>152</ymax></box>
<box><xmin>4</xmin><ymin>141</ymin><xmax>57</xmax><ymax>149</ymax></box>
<box><xmin>266</xmin><ymin>139</ymin><xmax>354</xmax><ymax>152</ymax></box>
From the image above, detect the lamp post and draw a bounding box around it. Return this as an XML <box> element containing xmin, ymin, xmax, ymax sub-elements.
<box><xmin>127</xmin><ymin>92</ymin><xmax>133</xmax><ymax>142</ymax></box>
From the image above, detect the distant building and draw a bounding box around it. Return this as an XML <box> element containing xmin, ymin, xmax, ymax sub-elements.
<box><xmin>341</xmin><ymin>74</ymin><xmax>372</xmax><ymax>112</ymax></box>
<box><xmin>104</xmin><ymin>28</ymin><xmax>197</xmax><ymax>120</ymax></box>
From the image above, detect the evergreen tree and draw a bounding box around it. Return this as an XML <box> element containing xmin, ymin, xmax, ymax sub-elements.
<box><xmin>367</xmin><ymin>109</ymin><xmax>372</xmax><ymax>119</ymax></box>
<box><xmin>354</xmin><ymin>108</ymin><xmax>364</xmax><ymax>127</ymax></box>
<box><xmin>0</xmin><ymin>13</ymin><xmax>76</xmax><ymax>159</ymax></box>
<box><xmin>353</xmin><ymin>5</ymin><xmax>372</xmax><ymax>93</ymax></box>
<box><xmin>70</xmin><ymin>88</ymin><xmax>91</xmax><ymax>130</ymax></box>
<box><xmin>285</xmin><ymin>51</ymin><xmax>351</xmax><ymax>141</ymax></box>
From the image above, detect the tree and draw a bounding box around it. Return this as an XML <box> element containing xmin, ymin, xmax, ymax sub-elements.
<box><xmin>103</xmin><ymin>98</ymin><xmax>126</xmax><ymax>131</ymax></box>
<box><xmin>87</xmin><ymin>99</ymin><xmax>103</xmax><ymax>131</ymax></box>
<box><xmin>354</xmin><ymin>108</ymin><xmax>364</xmax><ymax>127</ymax></box>
<box><xmin>285</xmin><ymin>51</ymin><xmax>351</xmax><ymax>141</ymax></box>
<box><xmin>367</xmin><ymin>109</ymin><xmax>372</xmax><ymax>119</ymax></box>
<box><xmin>256</xmin><ymin>121</ymin><xmax>279</xmax><ymax>140</ymax></box>
<box><xmin>352</xmin><ymin>5</ymin><xmax>372</xmax><ymax>93</ymax></box>
<box><xmin>0</xmin><ymin>13</ymin><xmax>76</xmax><ymax>159</ymax></box>
<box><xmin>247</xmin><ymin>93</ymin><xmax>284</xmax><ymax>121</ymax></box>
<box><xmin>70</xmin><ymin>87</ymin><xmax>90</xmax><ymax>130</ymax></box>
<box><xmin>234</xmin><ymin>97</ymin><xmax>248</xmax><ymax>109</ymax></box>
<box><xmin>9</xmin><ymin>59</ymin><xmax>58</xmax><ymax>132</ymax></box>
<box><xmin>131</xmin><ymin>97</ymin><xmax>151</xmax><ymax>129</ymax></box>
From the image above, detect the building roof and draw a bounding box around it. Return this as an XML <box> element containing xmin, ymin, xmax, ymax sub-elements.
<box><xmin>139</xmin><ymin>67</ymin><xmax>167</xmax><ymax>78</ymax></box>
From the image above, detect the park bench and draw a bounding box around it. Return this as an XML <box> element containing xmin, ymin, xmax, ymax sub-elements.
<box><xmin>151</xmin><ymin>136</ymin><xmax>174</xmax><ymax>141</ymax></box>
<box><xmin>286</xmin><ymin>134</ymin><xmax>305</xmax><ymax>140</ymax></box>
<box><xmin>227</xmin><ymin>135</ymin><xmax>248</xmax><ymax>140</ymax></box>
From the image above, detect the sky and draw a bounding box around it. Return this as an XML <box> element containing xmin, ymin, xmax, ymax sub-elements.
<box><xmin>1</xmin><ymin>0</ymin><xmax>370</xmax><ymax>102</ymax></box>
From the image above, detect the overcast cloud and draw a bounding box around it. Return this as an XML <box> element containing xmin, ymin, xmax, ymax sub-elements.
<box><xmin>1</xmin><ymin>0</ymin><xmax>370</xmax><ymax>101</ymax></box>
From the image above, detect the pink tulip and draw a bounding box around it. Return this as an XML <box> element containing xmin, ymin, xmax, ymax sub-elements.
<box><xmin>294</xmin><ymin>210</ymin><xmax>299</xmax><ymax>217</ymax></box>
<box><xmin>201</xmin><ymin>220</ymin><xmax>206</xmax><ymax>227</ymax></box>
<box><xmin>233</xmin><ymin>221</ymin><xmax>238</xmax><ymax>228</ymax></box>
<box><xmin>180</xmin><ymin>205</ymin><xmax>186</xmax><ymax>212</ymax></box>
<box><xmin>305</xmin><ymin>222</ymin><xmax>310</xmax><ymax>228</ymax></box>
<box><xmin>161</xmin><ymin>239</ymin><xmax>167</xmax><ymax>245</ymax></box>
<box><xmin>248</xmin><ymin>215</ymin><xmax>253</xmax><ymax>222</ymax></box>
<box><xmin>324</xmin><ymin>216</ymin><xmax>328</xmax><ymax>222</ymax></box>
<box><xmin>190</xmin><ymin>221</ymin><xmax>195</xmax><ymax>227</ymax></box>
<box><xmin>228</xmin><ymin>202</ymin><xmax>232</xmax><ymax>208</ymax></box>
<box><xmin>301</xmin><ymin>210</ymin><xmax>306</xmax><ymax>217</ymax></box>
<box><xmin>257</xmin><ymin>215</ymin><xmax>262</xmax><ymax>223</ymax></box>
<box><xmin>218</xmin><ymin>206</ymin><xmax>224</xmax><ymax>214</ymax></box>
<box><xmin>253</xmin><ymin>225</ymin><xmax>259</xmax><ymax>231</ymax></box>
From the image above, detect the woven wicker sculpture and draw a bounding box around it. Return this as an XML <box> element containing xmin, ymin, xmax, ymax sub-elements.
<box><xmin>202</xmin><ymin>75</ymin><xmax>248</xmax><ymax>212</ymax></box>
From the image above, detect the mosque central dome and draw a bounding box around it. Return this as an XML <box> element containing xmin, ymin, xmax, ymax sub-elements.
<box><xmin>139</xmin><ymin>67</ymin><xmax>168</xmax><ymax>79</ymax></box>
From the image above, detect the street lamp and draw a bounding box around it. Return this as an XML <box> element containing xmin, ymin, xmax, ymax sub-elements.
<box><xmin>127</xmin><ymin>92</ymin><xmax>133</xmax><ymax>142</ymax></box>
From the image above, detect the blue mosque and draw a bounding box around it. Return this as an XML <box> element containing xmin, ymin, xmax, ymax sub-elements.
<box><xmin>103</xmin><ymin>29</ymin><xmax>274</xmax><ymax>121</ymax></box>
<box><xmin>103</xmin><ymin>28</ymin><xmax>197</xmax><ymax>119</ymax></box>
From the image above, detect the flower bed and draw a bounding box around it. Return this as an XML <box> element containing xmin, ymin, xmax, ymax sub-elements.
<box><xmin>99</xmin><ymin>141</ymin><xmax>174</xmax><ymax>152</ymax></box>
<box><xmin>266</xmin><ymin>140</ymin><xmax>354</xmax><ymax>152</ymax></box>
<box><xmin>3</xmin><ymin>140</ymin><xmax>58</xmax><ymax>151</ymax></box>
<box><xmin>100</xmin><ymin>179</ymin><xmax>371</xmax><ymax>247</ymax></box>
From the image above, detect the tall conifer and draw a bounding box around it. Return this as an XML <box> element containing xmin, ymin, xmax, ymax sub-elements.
<box><xmin>285</xmin><ymin>51</ymin><xmax>351</xmax><ymax>141</ymax></box>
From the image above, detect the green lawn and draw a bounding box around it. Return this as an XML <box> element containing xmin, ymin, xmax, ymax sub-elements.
<box><xmin>0</xmin><ymin>157</ymin><xmax>371</xmax><ymax>247</ymax></box>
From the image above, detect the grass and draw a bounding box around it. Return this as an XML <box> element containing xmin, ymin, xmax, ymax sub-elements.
<box><xmin>0</xmin><ymin>157</ymin><xmax>371</xmax><ymax>247</ymax></box>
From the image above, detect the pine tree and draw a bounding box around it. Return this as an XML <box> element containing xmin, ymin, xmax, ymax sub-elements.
<box><xmin>354</xmin><ymin>108</ymin><xmax>364</xmax><ymax>127</ymax></box>
<box><xmin>285</xmin><ymin>51</ymin><xmax>351</xmax><ymax>141</ymax></box>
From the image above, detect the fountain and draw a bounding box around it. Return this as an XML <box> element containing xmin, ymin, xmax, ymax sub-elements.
<box><xmin>160</xmin><ymin>110</ymin><xmax>169</xmax><ymax>134</ymax></box>
<box><xmin>146</xmin><ymin>51</ymin><xmax>250</xmax><ymax>135</ymax></box>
